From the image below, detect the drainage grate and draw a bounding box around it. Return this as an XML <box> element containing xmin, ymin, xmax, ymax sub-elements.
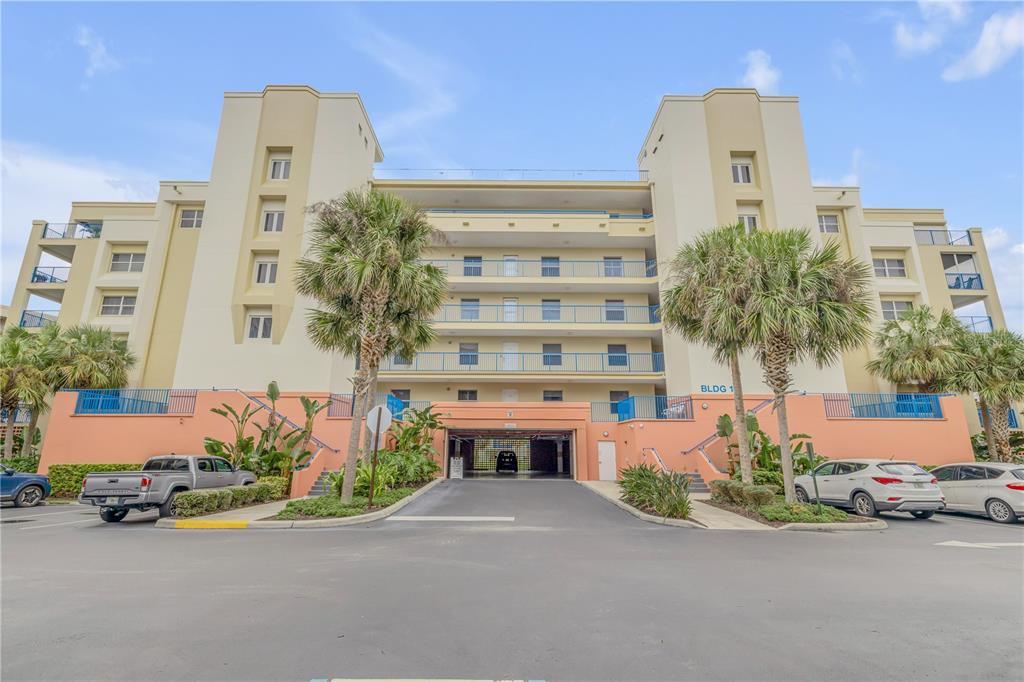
<box><xmin>1</xmin><ymin>519</ymin><xmax>34</xmax><ymax>524</ymax></box>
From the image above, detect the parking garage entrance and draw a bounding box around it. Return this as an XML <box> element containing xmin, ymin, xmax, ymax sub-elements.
<box><xmin>446</xmin><ymin>429</ymin><xmax>574</xmax><ymax>479</ymax></box>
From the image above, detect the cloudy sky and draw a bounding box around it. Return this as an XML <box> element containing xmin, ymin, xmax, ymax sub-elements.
<box><xmin>2</xmin><ymin>1</ymin><xmax>1022</xmax><ymax>329</ymax></box>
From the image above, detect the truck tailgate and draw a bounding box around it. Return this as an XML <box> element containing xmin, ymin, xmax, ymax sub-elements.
<box><xmin>82</xmin><ymin>473</ymin><xmax>148</xmax><ymax>497</ymax></box>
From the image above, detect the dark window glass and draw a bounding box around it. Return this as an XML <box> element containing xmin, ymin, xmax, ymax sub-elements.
<box><xmin>932</xmin><ymin>467</ymin><xmax>955</xmax><ymax>482</ymax></box>
<box><xmin>463</xmin><ymin>256</ymin><xmax>482</xmax><ymax>277</ymax></box>
<box><xmin>391</xmin><ymin>389</ymin><xmax>411</xmax><ymax>402</ymax></box>
<box><xmin>197</xmin><ymin>459</ymin><xmax>214</xmax><ymax>473</ymax></box>
<box><xmin>607</xmin><ymin>344</ymin><xmax>628</xmax><ymax>367</ymax></box>
<box><xmin>878</xmin><ymin>463</ymin><xmax>928</xmax><ymax>476</ymax></box>
<box><xmin>813</xmin><ymin>463</ymin><xmax>835</xmax><ymax>476</ymax></box>
<box><xmin>543</xmin><ymin>390</ymin><xmax>563</xmax><ymax>402</ymax></box>
<box><xmin>541</xmin><ymin>257</ymin><xmax>560</xmax><ymax>277</ymax></box>
<box><xmin>459</xmin><ymin>343</ymin><xmax>479</xmax><ymax>366</ymax></box>
<box><xmin>457</xmin><ymin>390</ymin><xmax>477</xmax><ymax>401</ymax></box>
<box><xmin>542</xmin><ymin>343</ymin><xmax>562</xmax><ymax>366</ymax></box>
<box><xmin>214</xmin><ymin>459</ymin><xmax>233</xmax><ymax>473</ymax></box>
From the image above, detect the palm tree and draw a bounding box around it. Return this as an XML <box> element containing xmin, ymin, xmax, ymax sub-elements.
<box><xmin>0</xmin><ymin>328</ymin><xmax>49</xmax><ymax>459</ymax></box>
<box><xmin>944</xmin><ymin>330</ymin><xmax>1024</xmax><ymax>462</ymax></box>
<box><xmin>744</xmin><ymin>229</ymin><xmax>873</xmax><ymax>501</ymax></box>
<box><xmin>661</xmin><ymin>224</ymin><xmax>757</xmax><ymax>483</ymax></box>
<box><xmin>296</xmin><ymin>189</ymin><xmax>446</xmax><ymax>503</ymax></box>
<box><xmin>866</xmin><ymin>306</ymin><xmax>964</xmax><ymax>393</ymax></box>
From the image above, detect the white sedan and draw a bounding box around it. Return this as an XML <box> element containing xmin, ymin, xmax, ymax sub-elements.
<box><xmin>794</xmin><ymin>459</ymin><xmax>945</xmax><ymax>518</ymax></box>
<box><xmin>930</xmin><ymin>462</ymin><xmax>1024</xmax><ymax>523</ymax></box>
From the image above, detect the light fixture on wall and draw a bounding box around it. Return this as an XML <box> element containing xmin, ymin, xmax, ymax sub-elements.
<box><xmin>701</xmin><ymin>402</ymin><xmax>709</xmax><ymax>410</ymax></box>
<box><xmin>601</xmin><ymin>431</ymin><xmax>609</xmax><ymax>437</ymax></box>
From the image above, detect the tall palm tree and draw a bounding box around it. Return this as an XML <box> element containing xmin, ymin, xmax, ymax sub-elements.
<box><xmin>0</xmin><ymin>327</ymin><xmax>49</xmax><ymax>459</ymax></box>
<box><xmin>660</xmin><ymin>224</ymin><xmax>757</xmax><ymax>483</ymax></box>
<box><xmin>745</xmin><ymin>229</ymin><xmax>873</xmax><ymax>501</ymax></box>
<box><xmin>296</xmin><ymin>189</ymin><xmax>446</xmax><ymax>503</ymax></box>
<box><xmin>944</xmin><ymin>330</ymin><xmax>1024</xmax><ymax>462</ymax></box>
<box><xmin>866</xmin><ymin>306</ymin><xmax>964</xmax><ymax>393</ymax></box>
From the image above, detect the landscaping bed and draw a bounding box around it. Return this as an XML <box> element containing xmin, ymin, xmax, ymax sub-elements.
<box><xmin>275</xmin><ymin>485</ymin><xmax>422</xmax><ymax>520</ymax></box>
<box><xmin>702</xmin><ymin>497</ymin><xmax>871</xmax><ymax>528</ymax></box>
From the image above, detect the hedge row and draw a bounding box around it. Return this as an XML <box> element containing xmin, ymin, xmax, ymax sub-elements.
<box><xmin>257</xmin><ymin>475</ymin><xmax>289</xmax><ymax>500</ymax></box>
<box><xmin>173</xmin><ymin>483</ymin><xmax>273</xmax><ymax>518</ymax></box>
<box><xmin>47</xmin><ymin>463</ymin><xmax>142</xmax><ymax>496</ymax></box>
<box><xmin>711</xmin><ymin>479</ymin><xmax>777</xmax><ymax>508</ymax></box>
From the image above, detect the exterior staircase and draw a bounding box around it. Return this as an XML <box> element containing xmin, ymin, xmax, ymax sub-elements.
<box><xmin>307</xmin><ymin>469</ymin><xmax>337</xmax><ymax>497</ymax></box>
<box><xmin>641</xmin><ymin>447</ymin><xmax>709</xmax><ymax>492</ymax></box>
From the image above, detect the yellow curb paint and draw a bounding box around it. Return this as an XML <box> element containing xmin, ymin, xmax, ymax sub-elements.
<box><xmin>174</xmin><ymin>520</ymin><xmax>250</xmax><ymax>529</ymax></box>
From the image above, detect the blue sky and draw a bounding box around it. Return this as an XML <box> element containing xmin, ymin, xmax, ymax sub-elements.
<box><xmin>2</xmin><ymin>1</ymin><xmax>1022</xmax><ymax>329</ymax></box>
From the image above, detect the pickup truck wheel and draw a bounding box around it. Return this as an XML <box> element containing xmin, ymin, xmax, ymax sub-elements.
<box><xmin>100</xmin><ymin>508</ymin><xmax>128</xmax><ymax>523</ymax></box>
<box><xmin>158</xmin><ymin>491</ymin><xmax>180</xmax><ymax>518</ymax></box>
<box><xmin>14</xmin><ymin>486</ymin><xmax>44</xmax><ymax>507</ymax></box>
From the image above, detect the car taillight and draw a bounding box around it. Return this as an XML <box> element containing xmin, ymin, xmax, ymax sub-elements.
<box><xmin>1007</xmin><ymin>483</ymin><xmax>1024</xmax><ymax>491</ymax></box>
<box><xmin>886</xmin><ymin>497</ymin><xmax>902</xmax><ymax>502</ymax></box>
<box><xmin>81</xmin><ymin>478</ymin><xmax>87</xmax><ymax>491</ymax></box>
<box><xmin>872</xmin><ymin>476</ymin><xmax>903</xmax><ymax>485</ymax></box>
<box><xmin>930</xmin><ymin>478</ymin><xmax>938</xmax><ymax>484</ymax></box>
<box><xmin>140</xmin><ymin>476</ymin><xmax>152</xmax><ymax>491</ymax></box>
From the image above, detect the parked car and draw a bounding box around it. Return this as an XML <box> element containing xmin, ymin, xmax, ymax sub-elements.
<box><xmin>495</xmin><ymin>450</ymin><xmax>519</xmax><ymax>474</ymax></box>
<box><xmin>79</xmin><ymin>455</ymin><xmax>256</xmax><ymax>522</ymax></box>
<box><xmin>0</xmin><ymin>466</ymin><xmax>51</xmax><ymax>507</ymax></box>
<box><xmin>794</xmin><ymin>459</ymin><xmax>944</xmax><ymax>518</ymax></box>
<box><xmin>930</xmin><ymin>462</ymin><xmax>1024</xmax><ymax>523</ymax></box>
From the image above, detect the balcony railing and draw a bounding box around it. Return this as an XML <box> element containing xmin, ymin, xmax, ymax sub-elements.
<box><xmin>381</xmin><ymin>351</ymin><xmax>665</xmax><ymax>374</ymax></box>
<box><xmin>0</xmin><ymin>406</ymin><xmax>31</xmax><ymax>424</ymax></box>
<box><xmin>958</xmin><ymin>315</ymin><xmax>994</xmax><ymax>333</ymax></box>
<box><xmin>31</xmin><ymin>266</ymin><xmax>70</xmax><ymax>284</ymax></box>
<box><xmin>425</xmin><ymin>259</ymin><xmax>658</xmax><ymax>279</ymax></box>
<box><xmin>41</xmin><ymin>222</ymin><xmax>103</xmax><ymax>239</ymax></box>
<box><xmin>978</xmin><ymin>407</ymin><xmax>1020</xmax><ymax>430</ymax></box>
<box><xmin>71</xmin><ymin>389</ymin><xmax>198</xmax><ymax>415</ymax></box>
<box><xmin>915</xmin><ymin>229</ymin><xmax>972</xmax><ymax>246</ymax></box>
<box><xmin>590</xmin><ymin>395</ymin><xmax>694</xmax><ymax>422</ymax></box>
<box><xmin>328</xmin><ymin>393</ymin><xmax>355</xmax><ymax>418</ymax></box>
<box><xmin>823</xmin><ymin>393</ymin><xmax>943</xmax><ymax>419</ymax></box>
<box><xmin>375</xmin><ymin>168</ymin><xmax>649</xmax><ymax>182</ymax></box>
<box><xmin>946</xmin><ymin>272</ymin><xmax>983</xmax><ymax>290</ymax></box>
<box><xmin>19</xmin><ymin>310</ymin><xmax>58</xmax><ymax>328</ymax></box>
<box><xmin>435</xmin><ymin>304</ymin><xmax>660</xmax><ymax>325</ymax></box>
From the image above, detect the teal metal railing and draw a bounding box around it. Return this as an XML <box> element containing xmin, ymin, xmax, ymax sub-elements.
<box><xmin>31</xmin><ymin>266</ymin><xmax>70</xmax><ymax>284</ymax></box>
<box><xmin>915</xmin><ymin>229</ymin><xmax>972</xmax><ymax>246</ymax></box>
<box><xmin>382</xmin><ymin>351</ymin><xmax>664</xmax><ymax>374</ymax></box>
<box><xmin>41</xmin><ymin>222</ymin><xmax>103</xmax><ymax>239</ymax></box>
<box><xmin>946</xmin><ymin>272</ymin><xmax>983</xmax><ymax>290</ymax></box>
<box><xmin>71</xmin><ymin>389</ymin><xmax>198</xmax><ymax>415</ymax></box>
<box><xmin>590</xmin><ymin>395</ymin><xmax>694</xmax><ymax>422</ymax></box>
<box><xmin>434</xmin><ymin>303</ymin><xmax>659</xmax><ymax>324</ymax></box>
<box><xmin>375</xmin><ymin>168</ymin><xmax>650</xmax><ymax>182</ymax></box>
<box><xmin>423</xmin><ymin>258</ymin><xmax>658</xmax><ymax>278</ymax></box>
<box><xmin>19</xmin><ymin>310</ymin><xmax>58</xmax><ymax>328</ymax></box>
<box><xmin>823</xmin><ymin>393</ymin><xmax>943</xmax><ymax>419</ymax></box>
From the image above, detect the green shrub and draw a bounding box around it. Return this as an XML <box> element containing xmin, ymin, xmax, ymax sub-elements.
<box><xmin>4</xmin><ymin>455</ymin><xmax>40</xmax><ymax>473</ymax></box>
<box><xmin>742</xmin><ymin>485</ymin><xmax>776</xmax><ymax>508</ymax></box>
<box><xmin>170</xmin><ymin>483</ymin><xmax>273</xmax><ymax>517</ymax></box>
<box><xmin>619</xmin><ymin>464</ymin><xmax>691</xmax><ymax>519</ymax></box>
<box><xmin>620</xmin><ymin>463</ymin><xmax>661</xmax><ymax>509</ymax></box>
<box><xmin>758</xmin><ymin>501</ymin><xmax>849</xmax><ymax>524</ymax></box>
<box><xmin>257</xmin><ymin>475</ymin><xmax>289</xmax><ymax>499</ymax></box>
<box><xmin>171</xmin><ymin>490</ymin><xmax>208</xmax><ymax>517</ymax></box>
<box><xmin>228</xmin><ymin>486</ymin><xmax>250</xmax><ymax>506</ymax></box>
<box><xmin>276</xmin><ymin>487</ymin><xmax>416</xmax><ymax>519</ymax></box>
<box><xmin>47</xmin><ymin>463</ymin><xmax>142</xmax><ymax>496</ymax></box>
<box><xmin>217</xmin><ymin>489</ymin><xmax>234</xmax><ymax>511</ymax></box>
<box><xmin>711</xmin><ymin>479</ymin><xmax>744</xmax><ymax>504</ymax></box>
<box><xmin>730</xmin><ymin>469</ymin><xmax>785</xmax><ymax>489</ymax></box>
<box><xmin>252</xmin><ymin>482</ymin><xmax>273</xmax><ymax>503</ymax></box>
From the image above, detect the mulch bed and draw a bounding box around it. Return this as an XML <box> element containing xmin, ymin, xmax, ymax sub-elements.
<box><xmin>701</xmin><ymin>498</ymin><xmax>873</xmax><ymax>527</ymax></box>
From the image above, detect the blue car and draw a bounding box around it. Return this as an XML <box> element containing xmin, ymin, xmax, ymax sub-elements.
<box><xmin>0</xmin><ymin>466</ymin><xmax>51</xmax><ymax>507</ymax></box>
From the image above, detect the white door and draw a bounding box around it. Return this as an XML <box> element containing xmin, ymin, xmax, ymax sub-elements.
<box><xmin>502</xmin><ymin>342</ymin><xmax>519</xmax><ymax>370</ymax></box>
<box><xmin>501</xmin><ymin>389</ymin><xmax>519</xmax><ymax>402</ymax></box>
<box><xmin>503</xmin><ymin>297</ymin><xmax>518</xmax><ymax>322</ymax></box>
<box><xmin>597</xmin><ymin>441</ymin><xmax>617</xmax><ymax>481</ymax></box>
<box><xmin>503</xmin><ymin>255</ymin><xmax>519</xmax><ymax>276</ymax></box>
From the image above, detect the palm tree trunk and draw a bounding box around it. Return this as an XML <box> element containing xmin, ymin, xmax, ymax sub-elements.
<box><xmin>341</xmin><ymin>362</ymin><xmax>370</xmax><ymax>503</ymax></box>
<box><xmin>361</xmin><ymin>367</ymin><xmax>379</xmax><ymax>464</ymax></box>
<box><xmin>730</xmin><ymin>354</ymin><xmax>753</xmax><ymax>484</ymax></box>
<box><xmin>979</xmin><ymin>397</ymin><xmax>998</xmax><ymax>461</ymax></box>
<box><xmin>21</xmin><ymin>410</ymin><xmax>40</xmax><ymax>457</ymax></box>
<box><xmin>2</xmin><ymin>409</ymin><xmax>16</xmax><ymax>459</ymax></box>
<box><xmin>775</xmin><ymin>390</ymin><xmax>797</xmax><ymax>502</ymax></box>
<box><xmin>990</xmin><ymin>401</ymin><xmax>1012</xmax><ymax>463</ymax></box>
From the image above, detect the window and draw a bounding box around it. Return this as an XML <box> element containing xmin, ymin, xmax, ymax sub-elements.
<box><xmin>390</xmin><ymin>389</ymin><xmax>411</xmax><ymax>402</ymax></box>
<box><xmin>877</xmin><ymin>463</ymin><xmax>928</xmax><ymax>476</ymax></box>
<box><xmin>818</xmin><ymin>214</ymin><xmax>840</xmax><ymax>234</ymax></box>
<box><xmin>503</xmin><ymin>298</ymin><xmax>518</xmax><ymax>322</ymax></box>
<box><xmin>932</xmin><ymin>466</ymin><xmax>955</xmax><ymax>482</ymax></box>
<box><xmin>541</xmin><ymin>256</ymin><xmax>560</xmax><ymax>277</ymax></box>
<box><xmin>957</xmin><ymin>465</ymin><xmax>989</xmax><ymax>481</ymax></box>
<box><xmin>880</xmin><ymin>300</ymin><xmax>914</xmax><ymax>321</ymax></box>
<box><xmin>834</xmin><ymin>462</ymin><xmax>867</xmax><ymax>475</ymax></box>
<box><xmin>607</xmin><ymin>344</ymin><xmax>628</xmax><ymax>367</ymax></box>
<box><xmin>214</xmin><ymin>459</ymin><xmax>233</xmax><ymax>473</ymax></box>
<box><xmin>542</xmin><ymin>343</ymin><xmax>562</xmax><ymax>366</ymax></box>
<box><xmin>262</xmin><ymin>211</ymin><xmax>285</xmax><ymax>232</ymax></box>
<box><xmin>247</xmin><ymin>311</ymin><xmax>273</xmax><ymax>341</ymax></box>
<box><xmin>110</xmin><ymin>253</ymin><xmax>145</xmax><ymax>273</ymax></box>
<box><xmin>254</xmin><ymin>260</ymin><xmax>278</xmax><ymax>285</ymax></box>
<box><xmin>100</xmin><ymin>295</ymin><xmax>136</xmax><ymax>316</ymax></box>
<box><xmin>604</xmin><ymin>299</ymin><xmax>626</xmax><ymax>322</ymax></box>
<box><xmin>457</xmin><ymin>389</ymin><xmax>478</xmax><ymax>401</ymax></box>
<box><xmin>812</xmin><ymin>463</ymin><xmax>836</xmax><ymax>476</ymax></box>
<box><xmin>179</xmin><ymin>209</ymin><xmax>204</xmax><ymax>229</ymax></box>
<box><xmin>460</xmin><ymin>298</ymin><xmax>480</xmax><ymax>321</ymax></box>
<box><xmin>941</xmin><ymin>253</ymin><xmax>976</xmax><ymax>273</ymax></box>
<box><xmin>541</xmin><ymin>299</ymin><xmax>561</xmax><ymax>322</ymax></box>
<box><xmin>268</xmin><ymin>156</ymin><xmax>291</xmax><ymax>180</ymax></box>
<box><xmin>610</xmin><ymin>390</ymin><xmax>629</xmax><ymax>403</ymax></box>
<box><xmin>459</xmin><ymin>342</ymin><xmax>479</xmax><ymax>366</ymax></box>
<box><xmin>143</xmin><ymin>458</ymin><xmax>188</xmax><ymax>471</ymax></box>
<box><xmin>543</xmin><ymin>390</ymin><xmax>564</xmax><ymax>402</ymax></box>
<box><xmin>197</xmin><ymin>459</ymin><xmax>214</xmax><ymax>473</ymax></box>
<box><xmin>738</xmin><ymin>212</ymin><xmax>759</xmax><ymax>233</ymax></box>
<box><xmin>603</xmin><ymin>257</ymin><xmax>624</xmax><ymax>277</ymax></box>
<box><xmin>731</xmin><ymin>157</ymin><xmax>753</xmax><ymax>184</ymax></box>
<box><xmin>873</xmin><ymin>258</ymin><xmax>907</xmax><ymax>278</ymax></box>
<box><xmin>463</xmin><ymin>256</ymin><xmax>483</xmax><ymax>276</ymax></box>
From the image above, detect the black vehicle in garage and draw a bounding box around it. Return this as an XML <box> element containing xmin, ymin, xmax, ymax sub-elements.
<box><xmin>495</xmin><ymin>450</ymin><xmax>519</xmax><ymax>473</ymax></box>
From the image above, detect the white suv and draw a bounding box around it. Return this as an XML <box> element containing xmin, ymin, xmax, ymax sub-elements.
<box><xmin>794</xmin><ymin>459</ymin><xmax>945</xmax><ymax>519</ymax></box>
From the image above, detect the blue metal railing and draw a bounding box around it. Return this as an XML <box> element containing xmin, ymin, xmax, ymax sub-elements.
<box><xmin>591</xmin><ymin>395</ymin><xmax>694</xmax><ymax>422</ymax></box>
<box><xmin>19</xmin><ymin>310</ymin><xmax>58</xmax><ymax>328</ymax></box>
<box><xmin>31</xmin><ymin>266</ymin><xmax>70</xmax><ymax>284</ymax></box>
<box><xmin>0</xmin><ymin>406</ymin><xmax>31</xmax><ymax>423</ymax></box>
<box><xmin>375</xmin><ymin>168</ymin><xmax>650</xmax><ymax>182</ymax></box>
<box><xmin>72</xmin><ymin>389</ymin><xmax>198</xmax><ymax>415</ymax></box>
<box><xmin>915</xmin><ymin>229</ymin><xmax>972</xmax><ymax>246</ymax></box>
<box><xmin>423</xmin><ymin>258</ymin><xmax>658</xmax><ymax>278</ymax></box>
<box><xmin>946</xmin><ymin>272</ymin><xmax>983</xmax><ymax>290</ymax></box>
<box><xmin>382</xmin><ymin>351</ymin><xmax>665</xmax><ymax>374</ymax></box>
<box><xmin>979</xmin><ymin>407</ymin><xmax>1020</xmax><ymax>430</ymax></box>
<box><xmin>41</xmin><ymin>222</ymin><xmax>103</xmax><ymax>239</ymax></box>
<box><xmin>823</xmin><ymin>393</ymin><xmax>943</xmax><ymax>419</ymax></box>
<box><xmin>435</xmin><ymin>303</ymin><xmax>659</xmax><ymax>324</ymax></box>
<box><xmin>958</xmin><ymin>315</ymin><xmax>994</xmax><ymax>333</ymax></box>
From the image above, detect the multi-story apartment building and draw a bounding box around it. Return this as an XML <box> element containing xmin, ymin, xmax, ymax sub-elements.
<box><xmin>8</xmin><ymin>85</ymin><xmax>1011</xmax><ymax>438</ymax></box>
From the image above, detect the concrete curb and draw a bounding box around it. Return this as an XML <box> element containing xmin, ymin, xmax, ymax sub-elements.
<box><xmin>778</xmin><ymin>518</ymin><xmax>888</xmax><ymax>532</ymax></box>
<box><xmin>157</xmin><ymin>478</ymin><xmax>444</xmax><ymax>530</ymax></box>
<box><xmin>578</xmin><ymin>481</ymin><xmax>705</xmax><ymax>529</ymax></box>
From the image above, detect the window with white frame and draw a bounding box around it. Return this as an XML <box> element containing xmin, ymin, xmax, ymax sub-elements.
<box><xmin>873</xmin><ymin>258</ymin><xmax>907</xmax><ymax>278</ymax></box>
<box><xmin>179</xmin><ymin>209</ymin><xmax>204</xmax><ymax>228</ymax></box>
<box><xmin>731</xmin><ymin>156</ymin><xmax>753</xmax><ymax>184</ymax></box>
<box><xmin>254</xmin><ymin>259</ymin><xmax>278</xmax><ymax>285</ymax></box>
<box><xmin>738</xmin><ymin>209</ymin><xmax>759</xmax><ymax>233</ymax></box>
<box><xmin>110</xmin><ymin>253</ymin><xmax>145</xmax><ymax>273</ymax></box>
<box><xmin>262</xmin><ymin>210</ymin><xmax>285</xmax><ymax>233</ymax></box>
<box><xmin>818</xmin><ymin>214</ymin><xmax>840</xmax><ymax>233</ymax></box>
<box><xmin>604</xmin><ymin>299</ymin><xmax>626</xmax><ymax>322</ymax></box>
<box><xmin>246</xmin><ymin>311</ymin><xmax>273</xmax><ymax>341</ymax></box>
<box><xmin>268</xmin><ymin>154</ymin><xmax>291</xmax><ymax>181</ymax></box>
<box><xmin>941</xmin><ymin>253</ymin><xmax>977</xmax><ymax>273</ymax></box>
<box><xmin>100</xmin><ymin>295</ymin><xmax>136</xmax><ymax>316</ymax></box>
<box><xmin>880</xmin><ymin>300</ymin><xmax>914</xmax><ymax>321</ymax></box>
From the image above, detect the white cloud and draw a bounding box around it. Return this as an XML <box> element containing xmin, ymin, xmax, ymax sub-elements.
<box><xmin>76</xmin><ymin>26</ymin><xmax>122</xmax><ymax>78</ymax></box>
<box><xmin>894</xmin><ymin>23</ymin><xmax>944</xmax><ymax>54</ymax></box>
<box><xmin>740</xmin><ymin>49</ymin><xmax>781</xmax><ymax>95</ymax></box>
<box><xmin>830</xmin><ymin>40</ymin><xmax>862</xmax><ymax>82</ymax></box>
<box><xmin>812</xmin><ymin>148</ymin><xmax>863</xmax><ymax>187</ymax></box>
<box><xmin>942</xmin><ymin>9</ymin><xmax>1024</xmax><ymax>81</ymax></box>
<box><xmin>918</xmin><ymin>0</ymin><xmax>969</xmax><ymax>24</ymax></box>
<box><xmin>1</xmin><ymin>142</ymin><xmax>157</xmax><ymax>303</ymax></box>
<box><xmin>894</xmin><ymin>0</ymin><xmax>970</xmax><ymax>55</ymax></box>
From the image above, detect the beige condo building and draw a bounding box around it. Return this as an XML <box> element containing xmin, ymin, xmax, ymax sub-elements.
<box><xmin>8</xmin><ymin>85</ymin><xmax>1013</xmax><ymax>432</ymax></box>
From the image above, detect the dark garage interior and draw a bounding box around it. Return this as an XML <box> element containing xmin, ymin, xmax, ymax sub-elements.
<box><xmin>447</xmin><ymin>430</ymin><xmax>573</xmax><ymax>479</ymax></box>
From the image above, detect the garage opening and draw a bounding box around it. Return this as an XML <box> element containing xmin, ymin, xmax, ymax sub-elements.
<box><xmin>446</xmin><ymin>429</ymin><xmax>573</xmax><ymax>479</ymax></box>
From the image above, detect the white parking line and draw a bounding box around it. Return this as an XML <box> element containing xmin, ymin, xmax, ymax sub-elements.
<box><xmin>935</xmin><ymin>540</ymin><xmax>1024</xmax><ymax>549</ymax></box>
<box><xmin>1</xmin><ymin>508</ymin><xmax>93</xmax><ymax>520</ymax></box>
<box><xmin>388</xmin><ymin>516</ymin><xmax>516</xmax><ymax>522</ymax></box>
<box><xmin>17</xmin><ymin>518</ymin><xmax>99</xmax><ymax>531</ymax></box>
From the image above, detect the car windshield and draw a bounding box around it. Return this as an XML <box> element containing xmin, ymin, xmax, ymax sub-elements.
<box><xmin>1012</xmin><ymin>469</ymin><xmax>1024</xmax><ymax>480</ymax></box>
<box><xmin>877</xmin><ymin>463</ymin><xmax>929</xmax><ymax>476</ymax></box>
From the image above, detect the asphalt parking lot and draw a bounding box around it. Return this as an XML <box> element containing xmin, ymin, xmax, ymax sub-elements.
<box><xmin>2</xmin><ymin>480</ymin><xmax>1022</xmax><ymax>682</ymax></box>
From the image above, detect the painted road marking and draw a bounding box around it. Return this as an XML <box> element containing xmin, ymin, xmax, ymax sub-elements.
<box><xmin>388</xmin><ymin>515</ymin><xmax>516</xmax><ymax>522</ymax></box>
<box><xmin>935</xmin><ymin>540</ymin><xmax>1024</xmax><ymax>549</ymax></box>
<box><xmin>174</xmin><ymin>519</ymin><xmax>250</xmax><ymax>529</ymax></box>
<box><xmin>314</xmin><ymin>679</ymin><xmax>538</xmax><ymax>681</ymax></box>
<box><xmin>18</xmin><ymin>518</ymin><xmax>99</xmax><ymax>531</ymax></box>
<box><xmin>1</xmin><ymin>509</ymin><xmax>94</xmax><ymax>520</ymax></box>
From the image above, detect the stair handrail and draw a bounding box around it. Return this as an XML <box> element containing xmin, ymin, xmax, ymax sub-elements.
<box><xmin>682</xmin><ymin>398</ymin><xmax>774</xmax><ymax>454</ymax></box>
<box><xmin>232</xmin><ymin>389</ymin><xmax>340</xmax><ymax>457</ymax></box>
<box><xmin>641</xmin><ymin>447</ymin><xmax>671</xmax><ymax>474</ymax></box>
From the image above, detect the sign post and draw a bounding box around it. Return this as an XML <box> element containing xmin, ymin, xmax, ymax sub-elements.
<box><xmin>364</xmin><ymin>404</ymin><xmax>393</xmax><ymax>508</ymax></box>
<box><xmin>806</xmin><ymin>442</ymin><xmax>822</xmax><ymax>513</ymax></box>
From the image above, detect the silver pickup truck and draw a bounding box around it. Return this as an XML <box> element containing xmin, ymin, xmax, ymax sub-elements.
<box><xmin>79</xmin><ymin>455</ymin><xmax>257</xmax><ymax>522</ymax></box>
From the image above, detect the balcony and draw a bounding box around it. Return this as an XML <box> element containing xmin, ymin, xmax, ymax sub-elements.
<box><xmin>375</xmin><ymin>168</ymin><xmax>649</xmax><ymax>182</ymax></box>
<box><xmin>958</xmin><ymin>315</ymin><xmax>993</xmax><ymax>333</ymax></box>
<box><xmin>381</xmin><ymin>351</ymin><xmax>665</xmax><ymax>375</ymax></box>
<box><xmin>41</xmin><ymin>222</ymin><xmax>103</xmax><ymax>239</ymax></box>
<box><xmin>426</xmin><ymin>258</ymin><xmax>657</xmax><ymax>279</ymax></box>
<box><xmin>915</xmin><ymin>229</ymin><xmax>972</xmax><ymax>246</ymax></box>
<box><xmin>19</xmin><ymin>310</ymin><xmax>58</xmax><ymax>328</ymax></box>
<box><xmin>946</xmin><ymin>272</ymin><xmax>983</xmax><ymax>290</ymax></box>
<box><xmin>823</xmin><ymin>393</ymin><xmax>943</xmax><ymax>419</ymax></box>
<box><xmin>71</xmin><ymin>389</ymin><xmax>198</xmax><ymax>415</ymax></box>
<box><xmin>436</xmin><ymin>304</ymin><xmax>660</xmax><ymax>324</ymax></box>
<box><xmin>31</xmin><ymin>266</ymin><xmax>70</xmax><ymax>284</ymax></box>
<box><xmin>590</xmin><ymin>395</ymin><xmax>694</xmax><ymax>422</ymax></box>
